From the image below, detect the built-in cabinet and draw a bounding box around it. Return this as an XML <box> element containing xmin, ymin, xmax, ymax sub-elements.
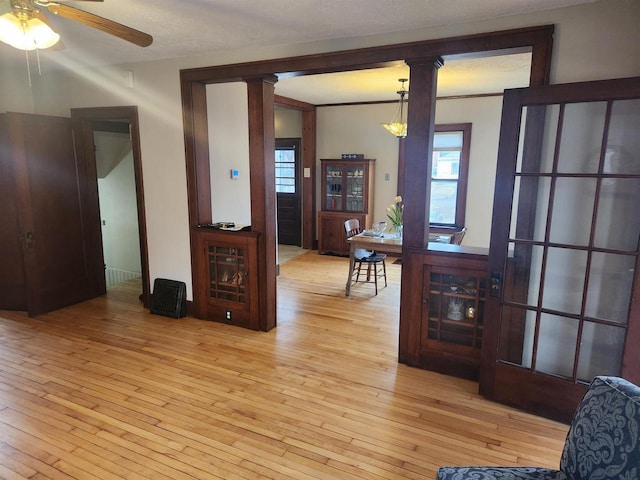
<box><xmin>318</xmin><ymin>158</ymin><xmax>375</xmax><ymax>255</ymax></box>
<box><xmin>193</xmin><ymin>229</ymin><xmax>260</xmax><ymax>330</ymax></box>
<box><xmin>419</xmin><ymin>245</ymin><xmax>488</xmax><ymax>380</ymax></box>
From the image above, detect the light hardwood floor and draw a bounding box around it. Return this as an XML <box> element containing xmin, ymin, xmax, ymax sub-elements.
<box><xmin>0</xmin><ymin>252</ymin><xmax>568</xmax><ymax>479</ymax></box>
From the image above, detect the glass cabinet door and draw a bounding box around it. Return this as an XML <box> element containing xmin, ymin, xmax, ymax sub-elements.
<box><xmin>208</xmin><ymin>245</ymin><xmax>247</xmax><ymax>304</ymax></box>
<box><xmin>426</xmin><ymin>271</ymin><xmax>486</xmax><ymax>348</ymax></box>
<box><xmin>322</xmin><ymin>160</ymin><xmax>372</xmax><ymax>213</ymax></box>
<box><xmin>345</xmin><ymin>166</ymin><xmax>365</xmax><ymax>212</ymax></box>
<box><xmin>325</xmin><ymin>165</ymin><xmax>343</xmax><ymax>210</ymax></box>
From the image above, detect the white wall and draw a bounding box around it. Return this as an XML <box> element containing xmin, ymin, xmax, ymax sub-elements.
<box><xmin>317</xmin><ymin>103</ymin><xmax>401</xmax><ymax>228</ymax></box>
<box><xmin>435</xmin><ymin>96</ymin><xmax>503</xmax><ymax>247</ymax></box>
<box><xmin>97</xmin><ymin>142</ymin><xmax>142</xmax><ymax>275</ymax></box>
<box><xmin>2</xmin><ymin>0</ymin><xmax>637</xmax><ymax>299</ymax></box>
<box><xmin>316</xmin><ymin>95</ymin><xmax>503</xmax><ymax>247</ymax></box>
<box><xmin>207</xmin><ymin>82</ymin><xmax>252</xmax><ymax>226</ymax></box>
<box><xmin>1</xmin><ymin>52</ymin><xmax>34</xmax><ymax>113</ymax></box>
<box><xmin>275</xmin><ymin>107</ymin><xmax>302</xmax><ymax>138</ymax></box>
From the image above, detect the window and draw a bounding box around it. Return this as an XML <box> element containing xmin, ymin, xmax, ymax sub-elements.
<box><xmin>275</xmin><ymin>146</ymin><xmax>296</xmax><ymax>193</ymax></box>
<box><xmin>430</xmin><ymin>123</ymin><xmax>471</xmax><ymax>226</ymax></box>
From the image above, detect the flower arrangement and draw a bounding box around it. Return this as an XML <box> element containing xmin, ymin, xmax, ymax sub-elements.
<box><xmin>386</xmin><ymin>195</ymin><xmax>404</xmax><ymax>228</ymax></box>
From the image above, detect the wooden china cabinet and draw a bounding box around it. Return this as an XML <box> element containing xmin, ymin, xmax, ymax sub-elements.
<box><xmin>318</xmin><ymin>158</ymin><xmax>375</xmax><ymax>255</ymax></box>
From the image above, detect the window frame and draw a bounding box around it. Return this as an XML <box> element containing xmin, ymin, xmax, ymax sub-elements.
<box><xmin>274</xmin><ymin>141</ymin><xmax>298</xmax><ymax>194</ymax></box>
<box><xmin>430</xmin><ymin>123</ymin><xmax>472</xmax><ymax>228</ymax></box>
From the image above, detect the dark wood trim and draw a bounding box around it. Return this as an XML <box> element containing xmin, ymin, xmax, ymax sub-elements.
<box><xmin>435</xmin><ymin>123</ymin><xmax>472</xmax><ymax>226</ymax></box>
<box><xmin>91</xmin><ymin>120</ymin><xmax>130</xmax><ymax>134</ymax></box>
<box><xmin>274</xmin><ymin>95</ymin><xmax>317</xmax><ymax>250</ymax></box>
<box><xmin>247</xmin><ymin>75</ymin><xmax>278</xmax><ymax>331</ymax></box>
<box><xmin>492</xmin><ymin>363</ymin><xmax>587</xmax><ymax>423</ymax></box>
<box><xmin>398</xmin><ymin>248</ymin><xmax>426</xmax><ymax>365</ymax></box>
<box><xmin>180</xmin><ymin>25</ymin><xmax>555</xmax><ymax>341</ymax></box>
<box><xmin>403</xmin><ymin>56</ymin><xmax>443</xmax><ymax>249</ymax></box>
<box><xmin>317</xmin><ymin>92</ymin><xmax>504</xmax><ymax>108</ymax></box>
<box><xmin>626</xmin><ymin>253</ymin><xmax>640</xmax><ymax>385</ymax></box>
<box><xmin>274</xmin><ymin>95</ymin><xmax>315</xmax><ymax>110</ymax></box>
<box><xmin>480</xmin><ymin>91</ymin><xmax>524</xmax><ymax>398</ymax></box>
<box><xmin>70</xmin><ymin>106</ymin><xmax>151</xmax><ymax>308</ymax></box>
<box><xmin>301</xmin><ymin>109</ymin><xmax>316</xmax><ymax>250</ymax></box>
<box><xmin>180</xmin><ymin>25</ymin><xmax>555</xmax><ymax>84</ymax></box>
<box><xmin>398</xmin><ymin>56</ymin><xmax>443</xmax><ymax>366</ymax></box>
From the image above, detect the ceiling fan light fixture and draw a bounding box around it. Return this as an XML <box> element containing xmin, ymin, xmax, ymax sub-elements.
<box><xmin>381</xmin><ymin>78</ymin><xmax>409</xmax><ymax>138</ymax></box>
<box><xmin>0</xmin><ymin>12</ymin><xmax>60</xmax><ymax>51</ymax></box>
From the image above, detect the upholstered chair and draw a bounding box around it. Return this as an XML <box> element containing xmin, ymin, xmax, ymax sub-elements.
<box><xmin>436</xmin><ymin>376</ymin><xmax>640</xmax><ymax>480</ymax></box>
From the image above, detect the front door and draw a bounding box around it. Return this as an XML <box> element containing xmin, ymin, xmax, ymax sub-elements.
<box><xmin>482</xmin><ymin>77</ymin><xmax>640</xmax><ymax>422</ymax></box>
<box><xmin>8</xmin><ymin>112</ymin><xmax>104</xmax><ymax>316</ymax></box>
<box><xmin>275</xmin><ymin>138</ymin><xmax>302</xmax><ymax>246</ymax></box>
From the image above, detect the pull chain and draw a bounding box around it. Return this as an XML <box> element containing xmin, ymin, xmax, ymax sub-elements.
<box><xmin>25</xmin><ymin>50</ymin><xmax>32</xmax><ymax>87</ymax></box>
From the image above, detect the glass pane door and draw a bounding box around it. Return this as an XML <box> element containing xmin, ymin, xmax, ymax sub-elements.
<box><xmin>325</xmin><ymin>165</ymin><xmax>343</xmax><ymax>210</ymax></box>
<box><xmin>345</xmin><ymin>165</ymin><xmax>364</xmax><ymax>212</ymax></box>
<box><xmin>501</xmin><ymin>99</ymin><xmax>639</xmax><ymax>381</ymax></box>
<box><xmin>484</xmin><ymin>77</ymin><xmax>640</xmax><ymax>421</ymax></box>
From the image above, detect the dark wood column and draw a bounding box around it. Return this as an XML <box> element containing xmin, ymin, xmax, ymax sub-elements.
<box><xmin>398</xmin><ymin>56</ymin><xmax>443</xmax><ymax>365</ymax></box>
<box><xmin>301</xmin><ymin>109</ymin><xmax>317</xmax><ymax>250</ymax></box>
<box><xmin>246</xmin><ymin>75</ymin><xmax>278</xmax><ymax>331</ymax></box>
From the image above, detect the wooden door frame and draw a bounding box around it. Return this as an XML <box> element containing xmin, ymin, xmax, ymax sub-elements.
<box><xmin>275</xmin><ymin>95</ymin><xmax>316</xmax><ymax>250</ymax></box>
<box><xmin>180</xmin><ymin>25</ymin><xmax>554</xmax><ymax>333</ymax></box>
<box><xmin>275</xmin><ymin>137</ymin><xmax>303</xmax><ymax>247</ymax></box>
<box><xmin>70</xmin><ymin>106</ymin><xmax>151</xmax><ymax>308</ymax></box>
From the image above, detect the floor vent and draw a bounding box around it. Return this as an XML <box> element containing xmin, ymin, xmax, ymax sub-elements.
<box><xmin>151</xmin><ymin>278</ymin><xmax>187</xmax><ymax>319</ymax></box>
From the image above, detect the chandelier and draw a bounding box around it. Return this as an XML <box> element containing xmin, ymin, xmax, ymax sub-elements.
<box><xmin>381</xmin><ymin>78</ymin><xmax>408</xmax><ymax>138</ymax></box>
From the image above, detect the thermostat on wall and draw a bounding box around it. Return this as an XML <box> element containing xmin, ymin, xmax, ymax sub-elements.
<box><xmin>230</xmin><ymin>169</ymin><xmax>239</xmax><ymax>179</ymax></box>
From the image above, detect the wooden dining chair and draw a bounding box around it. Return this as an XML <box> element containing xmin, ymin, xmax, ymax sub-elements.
<box><xmin>344</xmin><ymin>219</ymin><xmax>387</xmax><ymax>295</ymax></box>
<box><xmin>450</xmin><ymin>226</ymin><xmax>467</xmax><ymax>245</ymax></box>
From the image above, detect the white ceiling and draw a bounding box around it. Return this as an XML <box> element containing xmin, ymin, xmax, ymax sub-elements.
<box><xmin>1</xmin><ymin>0</ymin><xmax>598</xmax><ymax>103</ymax></box>
<box><xmin>275</xmin><ymin>53</ymin><xmax>533</xmax><ymax>104</ymax></box>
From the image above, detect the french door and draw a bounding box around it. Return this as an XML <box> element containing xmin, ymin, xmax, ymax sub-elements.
<box><xmin>482</xmin><ymin>77</ymin><xmax>640</xmax><ymax>422</ymax></box>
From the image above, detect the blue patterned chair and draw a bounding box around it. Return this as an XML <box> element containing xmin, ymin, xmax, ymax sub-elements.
<box><xmin>437</xmin><ymin>376</ymin><xmax>640</xmax><ymax>480</ymax></box>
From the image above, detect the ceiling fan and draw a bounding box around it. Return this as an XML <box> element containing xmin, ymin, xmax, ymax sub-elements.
<box><xmin>0</xmin><ymin>0</ymin><xmax>153</xmax><ymax>51</ymax></box>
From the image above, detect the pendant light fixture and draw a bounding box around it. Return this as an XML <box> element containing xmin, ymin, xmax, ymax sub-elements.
<box><xmin>381</xmin><ymin>78</ymin><xmax>408</xmax><ymax>138</ymax></box>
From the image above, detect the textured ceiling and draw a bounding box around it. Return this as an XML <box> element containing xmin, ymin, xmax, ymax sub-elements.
<box><xmin>0</xmin><ymin>0</ymin><xmax>597</xmax><ymax>102</ymax></box>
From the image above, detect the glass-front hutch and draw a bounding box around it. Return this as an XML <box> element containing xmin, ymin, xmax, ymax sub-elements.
<box><xmin>318</xmin><ymin>159</ymin><xmax>375</xmax><ymax>255</ymax></box>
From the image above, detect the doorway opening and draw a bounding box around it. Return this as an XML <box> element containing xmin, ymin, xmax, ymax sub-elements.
<box><xmin>93</xmin><ymin>123</ymin><xmax>143</xmax><ymax>291</ymax></box>
<box><xmin>71</xmin><ymin>106</ymin><xmax>151</xmax><ymax>307</ymax></box>
<box><xmin>276</xmin><ymin>137</ymin><xmax>302</xmax><ymax>246</ymax></box>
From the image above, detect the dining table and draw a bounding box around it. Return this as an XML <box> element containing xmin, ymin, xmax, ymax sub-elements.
<box><xmin>345</xmin><ymin>232</ymin><xmax>456</xmax><ymax>295</ymax></box>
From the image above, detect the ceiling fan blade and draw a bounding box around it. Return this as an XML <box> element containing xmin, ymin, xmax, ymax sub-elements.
<box><xmin>46</xmin><ymin>3</ymin><xmax>153</xmax><ymax>47</ymax></box>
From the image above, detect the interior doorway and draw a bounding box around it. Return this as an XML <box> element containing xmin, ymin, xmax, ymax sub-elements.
<box><xmin>93</xmin><ymin>124</ymin><xmax>143</xmax><ymax>290</ymax></box>
<box><xmin>275</xmin><ymin>137</ymin><xmax>302</xmax><ymax>246</ymax></box>
<box><xmin>71</xmin><ymin>106</ymin><xmax>151</xmax><ymax>307</ymax></box>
